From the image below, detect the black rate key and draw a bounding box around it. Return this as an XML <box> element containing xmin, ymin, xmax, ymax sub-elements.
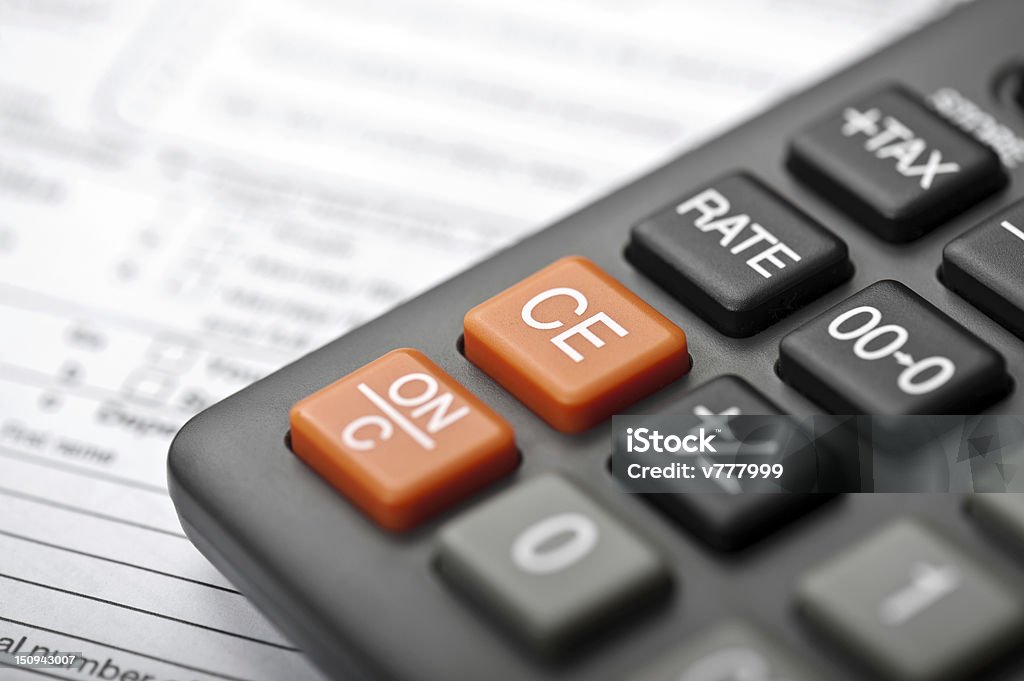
<box><xmin>627</xmin><ymin>173</ymin><xmax>852</xmax><ymax>337</ymax></box>
<box><xmin>788</xmin><ymin>84</ymin><xmax>1005</xmax><ymax>242</ymax></box>
<box><xmin>779</xmin><ymin>281</ymin><xmax>1008</xmax><ymax>414</ymax></box>
<box><xmin>943</xmin><ymin>199</ymin><xmax>1024</xmax><ymax>339</ymax></box>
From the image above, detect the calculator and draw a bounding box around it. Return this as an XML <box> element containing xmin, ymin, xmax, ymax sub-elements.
<box><xmin>167</xmin><ymin>1</ymin><xmax>1024</xmax><ymax>679</ymax></box>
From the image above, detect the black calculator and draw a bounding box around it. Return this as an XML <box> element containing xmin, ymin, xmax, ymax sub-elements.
<box><xmin>168</xmin><ymin>1</ymin><xmax>1024</xmax><ymax>679</ymax></box>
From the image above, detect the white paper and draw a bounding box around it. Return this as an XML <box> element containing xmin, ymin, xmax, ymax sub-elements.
<box><xmin>0</xmin><ymin>0</ymin><xmax>955</xmax><ymax>678</ymax></box>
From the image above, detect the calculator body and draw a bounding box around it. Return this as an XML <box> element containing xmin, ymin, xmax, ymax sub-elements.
<box><xmin>168</xmin><ymin>1</ymin><xmax>1024</xmax><ymax>679</ymax></box>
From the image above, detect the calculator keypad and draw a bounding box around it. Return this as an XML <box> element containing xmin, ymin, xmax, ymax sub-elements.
<box><xmin>628</xmin><ymin>173</ymin><xmax>851</xmax><ymax>337</ymax></box>
<box><xmin>464</xmin><ymin>255</ymin><xmax>689</xmax><ymax>432</ymax></box>
<box><xmin>289</xmin><ymin>348</ymin><xmax>518</xmax><ymax>531</ymax></box>
<box><xmin>436</xmin><ymin>475</ymin><xmax>671</xmax><ymax>656</ymax></box>
<box><xmin>263</xmin><ymin>68</ymin><xmax>1024</xmax><ymax>680</ymax></box>
<box><xmin>788</xmin><ymin>85</ymin><xmax>1005</xmax><ymax>242</ymax></box>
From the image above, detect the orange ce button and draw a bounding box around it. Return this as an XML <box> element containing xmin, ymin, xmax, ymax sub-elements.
<box><xmin>464</xmin><ymin>256</ymin><xmax>689</xmax><ymax>432</ymax></box>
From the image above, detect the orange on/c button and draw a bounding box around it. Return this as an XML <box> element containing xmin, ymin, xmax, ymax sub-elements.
<box><xmin>289</xmin><ymin>348</ymin><xmax>517</xmax><ymax>531</ymax></box>
<box><xmin>464</xmin><ymin>256</ymin><xmax>689</xmax><ymax>432</ymax></box>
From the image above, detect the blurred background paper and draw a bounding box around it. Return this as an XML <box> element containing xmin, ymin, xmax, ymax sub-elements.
<box><xmin>0</xmin><ymin>1</ymin><xmax>959</xmax><ymax>679</ymax></box>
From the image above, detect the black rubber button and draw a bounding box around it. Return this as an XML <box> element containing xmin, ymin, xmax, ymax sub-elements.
<box><xmin>779</xmin><ymin>280</ymin><xmax>1008</xmax><ymax>414</ymax></box>
<box><xmin>627</xmin><ymin>173</ymin><xmax>851</xmax><ymax>337</ymax></box>
<box><xmin>943</xmin><ymin>199</ymin><xmax>1024</xmax><ymax>339</ymax></box>
<box><xmin>623</xmin><ymin>375</ymin><xmax>833</xmax><ymax>551</ymax></box>
<box><xmin>788</xmin><ymin>84</ymin><xmax>1005</xmax><ymax>242</ymax></box>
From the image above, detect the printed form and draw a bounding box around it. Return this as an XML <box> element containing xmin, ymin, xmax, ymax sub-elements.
<box><xmin>0</xmin><ymin>0</ymin><xmax>954</xmax><ymax>679</ymax></box>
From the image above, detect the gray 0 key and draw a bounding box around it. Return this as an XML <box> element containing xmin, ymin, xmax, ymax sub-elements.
<box><xmin>630</xmin><ymin>621</ymin><xmax>820</xmax><ymax>681</ymax></box>
<box><xmin>971</xmin><ymin>494</ymin><xmax>1024</xmax><ymax>556</ymax></box>
<box><xmin>796</xmin><ymin>519</ymin><xmax>1024</xmax><ymax>681</ymax></box>
<box><xmin>435</xmin><ymin>475</ymin><xmax>670</xmax><ymax>656</ymax></box>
